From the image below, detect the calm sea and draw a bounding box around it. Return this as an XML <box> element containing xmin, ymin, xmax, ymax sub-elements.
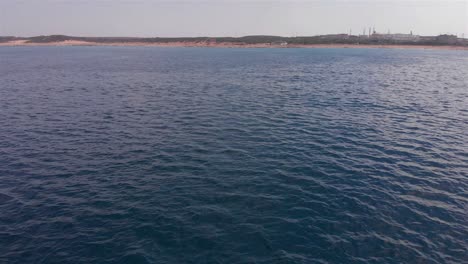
<box><xmin>0</xmin><ymin>47</ymin><xmax>467</xmax><ymax>264</ymax></box>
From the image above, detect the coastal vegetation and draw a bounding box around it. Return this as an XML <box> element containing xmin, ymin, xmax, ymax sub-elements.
<box><xmin>1</xmin><ymin>34</ymin><xmax>467</xmax><ymax>47</ymax></box>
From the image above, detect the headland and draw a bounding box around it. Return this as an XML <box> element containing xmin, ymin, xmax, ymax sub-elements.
<box><xmin>1</xmin><ymin>34</ymin><xmax>467</xmax><ymax>50</ymax></box>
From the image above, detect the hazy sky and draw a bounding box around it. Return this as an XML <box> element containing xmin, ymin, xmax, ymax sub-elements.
<box><xmin>0</xmin><ymin>0</ymin><xmax>467</xmax><ymax>37</ymax></box>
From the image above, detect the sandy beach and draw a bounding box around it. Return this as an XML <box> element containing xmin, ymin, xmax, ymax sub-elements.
<box><xmin>1</xmin><ymin>39</ymin><xmax>467</xmax><ymax>51</ymax></box>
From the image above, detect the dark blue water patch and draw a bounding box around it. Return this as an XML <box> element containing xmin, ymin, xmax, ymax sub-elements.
<box><xmin>0</xmin><ymin>46</ymin><xmax>467</xmax><ymax>264</ymax></box>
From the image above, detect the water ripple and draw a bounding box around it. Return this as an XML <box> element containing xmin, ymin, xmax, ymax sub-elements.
<box><xmin>0</xmin><ymin>47</ymin><xmax>467</xmax><ymax>264</ymax></box>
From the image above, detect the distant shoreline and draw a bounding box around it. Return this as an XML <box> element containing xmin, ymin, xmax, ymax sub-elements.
<box><xmin>2</xmin><ymin>34</ymin><xmax>468</xmax><ymax>50</ymax></box>
<box><xmin>1</xmin><ymin>40</ymin><xmax>468</xmax><ymax>51</ymax></box>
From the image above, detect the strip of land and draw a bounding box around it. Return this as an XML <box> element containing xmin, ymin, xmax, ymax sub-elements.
<box><xmin>1</xmin><ymin>35</ymin><xmax>467</xmax><ymax>50</ymax></box>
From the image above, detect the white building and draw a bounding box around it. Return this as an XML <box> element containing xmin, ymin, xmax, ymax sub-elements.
<box><xmin>271</xmin><ymin>41</ymin><xmax>288</xmax><ymax>46</ymax></box>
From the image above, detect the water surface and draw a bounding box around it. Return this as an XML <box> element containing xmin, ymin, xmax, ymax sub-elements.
<box><xmin>0</xmin><ymin>47</ymin><xmax>467</xmax><ymax>263</ymax></box>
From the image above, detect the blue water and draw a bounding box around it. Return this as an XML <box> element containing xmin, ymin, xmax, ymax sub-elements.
<box><xmin>0</xmin><ymin>47</ymin><xmax>467</xmax><ymax>264</ymax></box>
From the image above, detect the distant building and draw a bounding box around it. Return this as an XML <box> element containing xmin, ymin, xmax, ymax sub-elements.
<box><xmin>389</xmin><ymin>34</ymin><xmax>420</xmax><ymax>42</ymax></box>
<box><xmin>371</xmin><ymin>32</ymin><xmax>420</xmax><ymax>42</ymax></box>
<box><xmin>420</xmin><ymin>35</ymin><xmax>458</xmax><ymax>45</ymax></box>
<box><xmin>461</xmin><ymin>38</ymin><xmax>468</xmax><ymax>46</ymax></box>
<box><xmin>319</xmin><ymin>34</ymin><xmax>349</xmax><ymax>39</ymax></box>
<box><xmin>271</xmin><ymin>41</ymin><xmax>288</xmax><ymax>46</ymax></box>
<box><xmin>420</xmin><ymin>36</ymin><xmax>437</xmax><ymax>42</ymax></box>
<box><xmin>435</xmin><ymin>34</ymin><xmax>458</xmax><ymax>45</ymax></box>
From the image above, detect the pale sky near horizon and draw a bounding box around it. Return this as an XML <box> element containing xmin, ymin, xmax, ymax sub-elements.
<box><xmin>0</xmin><ymin>0</ymin><xmax>467</xmax><ymax>37</ymax></box>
